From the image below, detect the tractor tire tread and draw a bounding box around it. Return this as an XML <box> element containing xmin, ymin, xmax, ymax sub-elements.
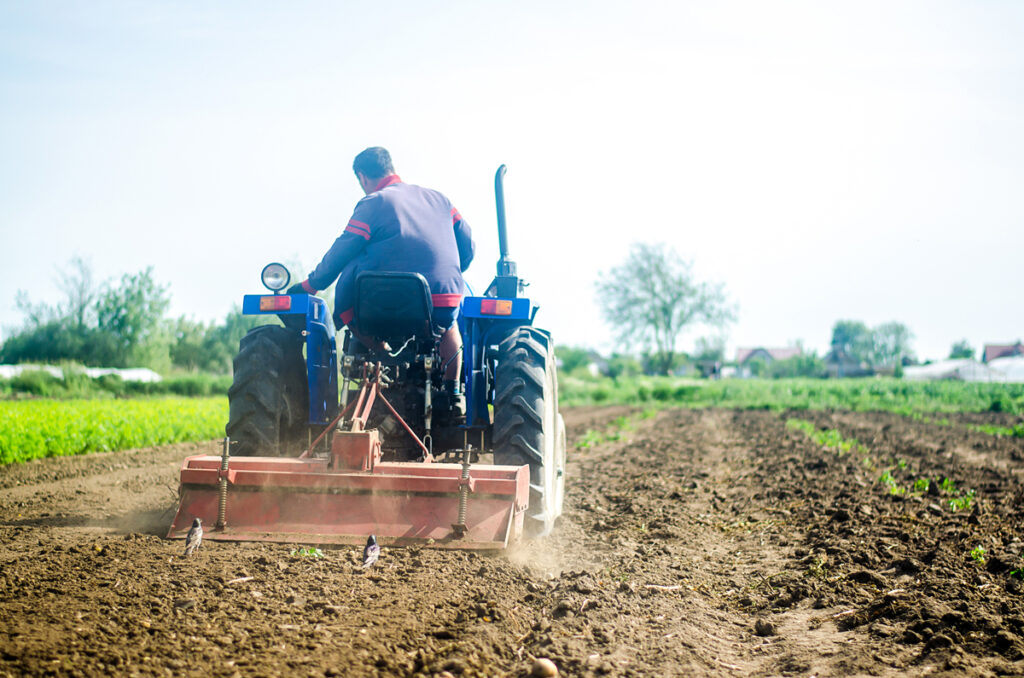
<box><xmin>492</xmin><ymin>326</ymin><xmax>562</xmax><ymax>538</ymax></box>
<box><xmin>226</xmin><ymin>325</ymin><xmax>307</xmax><ymax>456</ymax></box>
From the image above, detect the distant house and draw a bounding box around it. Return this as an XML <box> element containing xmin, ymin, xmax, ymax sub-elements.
<box><xmin>983</xmin><ymin>341</ymin><xmax>1024</xmax><ymax>363</ymax></box>
<box><xmin>735</xmin><ymin>346</ymin><xmax>801</xmax><ymax>365</ymax></box>
<box><xmin>734</xmin><ymin>346</ymin><xmax>801</xmax><ymax>378</ymax></box>
<box><xmin>824</xmin><ymin>347</ymin><xmax>872</xmax><ymax>378</ymax></box>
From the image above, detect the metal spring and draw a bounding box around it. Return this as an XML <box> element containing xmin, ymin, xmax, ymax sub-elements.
<box><xmin>216</xmin><ymin>437</ymin><xmax>229</xmax><ymax>529</ymax></box>
<box><xmin>456</xmin><ymin>446</ymin><xmax>471</xmax><ymax>529</ymax></box>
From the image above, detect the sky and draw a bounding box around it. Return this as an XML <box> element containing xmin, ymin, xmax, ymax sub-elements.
<box><xmin>1</xmin><ymin>1</ymin><xmax>1022</xmax><ymax>363</ymax></box>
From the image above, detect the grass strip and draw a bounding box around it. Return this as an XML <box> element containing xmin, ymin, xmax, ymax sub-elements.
<box><xmin>560</xmin><ymin>376</ymin><xmax>1024</xmax><ymax>416</ymax></box>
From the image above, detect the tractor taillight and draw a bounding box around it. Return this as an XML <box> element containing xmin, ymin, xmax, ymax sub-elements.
<box><xmin>259</xmin><ymin>295</ymin><xmax>292</xmax><ymax>311</ymax></box>
<box><xmin>480</xmin><ymin>299</ymin><xmax>513</xmax><ymax>315</ymax></box>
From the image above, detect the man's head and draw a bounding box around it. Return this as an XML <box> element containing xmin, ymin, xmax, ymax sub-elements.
<box><xmin>353</xmin><ymin>147</ymin><xmax>394</xmax><ymax>195</ymax></box>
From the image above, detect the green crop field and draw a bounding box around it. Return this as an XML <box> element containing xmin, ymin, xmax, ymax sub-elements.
<box><xmin>559</xmin><ymin>375</ymin><xmax>1024</xmax><ymax>416</ymax></box>
<box><xmin>3</xmin><ymin>377</ymin><xmax>1020</xmax><ymax>466</ymax></box>
<box><xmin>0</xmin><ymin>397</ymin><xmax>228</xmax><ymax>465</ymax></box>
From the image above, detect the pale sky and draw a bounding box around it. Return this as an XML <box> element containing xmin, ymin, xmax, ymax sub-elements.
<box><xmin>1</xmin><ymin>1</ymin><xmax>1021</xmax><ymax>363</ymax></box>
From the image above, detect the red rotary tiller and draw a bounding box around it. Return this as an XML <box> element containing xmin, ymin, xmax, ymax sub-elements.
<box><xmin>168</xmin><ymin>363</ymin><xmax>529</xmax><ymax>549</ymax></box>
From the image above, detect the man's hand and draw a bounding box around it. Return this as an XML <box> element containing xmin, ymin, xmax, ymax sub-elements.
<box><xmin>286</xmin><ymin>282</ymin><xmax>310</xmax><ymax>296</ymax></box>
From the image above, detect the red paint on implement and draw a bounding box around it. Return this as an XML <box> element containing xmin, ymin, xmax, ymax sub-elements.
<box><xmin>168</xmin><ymin>362</ymin><xmax>529</xmax><ymax>549</ymax></box>
<box><xmin>168</xmin><ymin>456</ymin><xmax>527</xmax><ymax>549</ymax></box>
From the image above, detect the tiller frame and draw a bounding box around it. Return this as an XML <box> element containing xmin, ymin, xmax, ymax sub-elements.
<box><xmin>167</xmin><ymin>364</ymin><xmax>529</xmax><ymax>549</ymax></box>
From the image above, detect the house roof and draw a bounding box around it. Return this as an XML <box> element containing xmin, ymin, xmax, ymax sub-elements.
<box><xmin>735</xmin><ymin>347</ymin><xmax>801</xmax><ymax>364</ymax></box>
<box><xmin>983</xmin><ymin>342</ymin><xmax>1024</xmax><ymax>363</ymax></box>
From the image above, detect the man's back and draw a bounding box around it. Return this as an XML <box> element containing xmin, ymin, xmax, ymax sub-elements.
<box><xmin>295</xmin><ymin>147</ymin><xmax>474</xmax><ymax>339</ymax></box>
<box><xmin>351</xmin><ymin>181</ymin><xmax>473</xmax><ymax>306</ymax></box>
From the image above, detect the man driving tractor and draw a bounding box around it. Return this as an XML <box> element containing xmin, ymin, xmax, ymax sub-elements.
<box><xmin>287</xmin><ymin>146</ymin><xmax>474</xmax><ymax>397</ymax></box>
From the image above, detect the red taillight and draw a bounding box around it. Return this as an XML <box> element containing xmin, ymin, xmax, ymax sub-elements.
<box><xmin>259</xmin><ymin>295</ymin><xmax>292</xmax><ymax>311</ymax></box>
<box><xmin>480</xmin><ymin>299</ymin><xmax>513</xmax><ymax>316</ymax></box>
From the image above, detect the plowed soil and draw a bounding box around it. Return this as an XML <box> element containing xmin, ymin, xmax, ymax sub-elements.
<box><xmin>3</xmin><ymin>406</ymin><xmax>1024</xmax><ymax>677</ymax></box>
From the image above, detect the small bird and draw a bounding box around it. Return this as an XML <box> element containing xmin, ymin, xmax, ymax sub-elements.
<box><xmin>360</xmin><ymin>534</ymin><xmax>380</xmax><ymax>568</ymax></box>
<box><xmin>183</xmin><ymin>518</ymin><xmax>203</xmax><ymax>556</ymax></box>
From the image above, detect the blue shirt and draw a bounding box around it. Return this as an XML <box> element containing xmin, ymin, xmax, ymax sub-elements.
<box><xmin>302</xmin><ymin>175</ymin><xmax>474</xmax><ymax>311</ymax></box>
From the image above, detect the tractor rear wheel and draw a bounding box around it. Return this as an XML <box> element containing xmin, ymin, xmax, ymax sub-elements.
<box><xmin>493</xmin><ymin>326</ymin><xmax>566</xmax><ymax>537</ymax></box>
<box><xmin>226</xmin><ymin>325</ymin><xmax>308</xmax><ymax>456</ymax></box>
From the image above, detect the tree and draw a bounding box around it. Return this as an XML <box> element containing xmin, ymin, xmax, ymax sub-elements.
<box><xmin>830</xmin><ymin>320</ymin><xmax>873</xmax><ymax>365</ymax></box>
<box><xmin>768</xmin><ymin>353</ymin><xmax>826</xmax><ymax>378</ymax></box>
<box><xmin>2</xmin><ymin>258</ymin><xmax>271</xmax><ymax>372</ymax></box>
<box><xmin>869</xmin><ymin>322</ymin><xmax>914</xmax><ymax>367</ymax></box>
<box><xmin>692</xmin><ymin>336</ymin><xmax>726</xmax><ymax>364</ymax></box>
<box><xmin>949</xmin><ymin>339</ymin><xmax>974</xmax><ymax>360</ymax></box>
<box><xmin>640</xmin><ymin>350</ymin><xmax>688</xmax><ymax>376</ymax></box>
<box><xmin>95</xmin><ymin>268</ymin><xmax>171</xmax><ymax>368</ymax></box>
<box><xmin>556</xmin><ymin>346</ymin><xmax>593</xmax><ymax>375</ymax></box>
<box><xmin>202</xmin><ymin>306</ymin><xmax>266</xmax><ymax>373</ymax></box>
<box><xmin>596</xmin><ymin>243</ymin><xmax>734</xmax><ymax>375</ymax></box>
<box><xmin>605</xmin><ymin>352</ymin><xmax>642</xmax><ymax>379</ymax></box>
<box><xmin>4</xmin><ymin>257</ymin><xmax>105</xmax><ymax>365</ymax></box>
<box><xmin>57</xmin><ymin>256</ymin><xmax>98</xmax><ymax>331</ymax></box>
<box><xmin>169</xmin><ymin>317</ymin><xmax>211</xmax><ymax>372</ymax></box>
<box><xmin>829</xmin><ymin>319</ymin><xmax>914</xmax><ymax>370</ymax></box>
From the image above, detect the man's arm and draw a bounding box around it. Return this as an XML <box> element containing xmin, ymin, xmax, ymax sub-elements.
<box><xmin>451</xmin><ymin>207</ymin><xmax>474</xmax><ymax>272</ymax></box>
<box><xmin>299</xmin><ymin>207</ymin><xmax>373</xmax><ymax>292</ymax></box>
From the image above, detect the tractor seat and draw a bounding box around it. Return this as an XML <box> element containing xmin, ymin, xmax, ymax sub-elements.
<box><xmin>353</xmin><ymin>271</ymin><xmax>434</xmax><ymax>345</ymax></box>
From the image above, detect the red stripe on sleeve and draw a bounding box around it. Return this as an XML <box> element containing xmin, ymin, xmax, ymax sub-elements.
<box><xmin>339</xmin><ymin>307</ymin><xmax>354</xmax><ymax>325</ymax></box>
<box><xmin>345</xmin><ymin>219</ymin><xmax>371</xmax><ymax>240</ymax></box>
<box><xmin>301</xmin><ymin>280</ymin><xmax>317</xmax><ymax>294</ymax></box>
<box><xmin>450</xmin><ymin>208</ymin><xmax>462</xmax><ymax>223</ymax></box>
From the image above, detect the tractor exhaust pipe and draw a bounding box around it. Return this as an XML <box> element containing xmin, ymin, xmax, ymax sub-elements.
<box><xmin>493</xmin><ymin>165</ymin><xmax>519</xmax><ymax>296</ymax></box>
<box><xmin>495</xmin><ymin>164</ymin><xmax>510</xmax><ymax>266</ymax></box>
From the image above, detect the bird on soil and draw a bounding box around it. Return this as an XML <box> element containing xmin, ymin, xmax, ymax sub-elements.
<box><xmin>183</xmin><ymin>517</ymin><xmax>203</xmax><ymax>556</ymax></box>
<box><xmin>360</xmin><ymin>534</ymin><xmax>380</xmax><ymax>568</ymax></box>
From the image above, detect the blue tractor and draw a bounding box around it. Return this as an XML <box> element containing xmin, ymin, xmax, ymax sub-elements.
<box><xmin>222</xmin><ymin>166</ymin><xmax>566</xmax><ymax>539</ymax></box>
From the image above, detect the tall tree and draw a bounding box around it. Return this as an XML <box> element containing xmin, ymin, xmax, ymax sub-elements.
<box><xmin>596</xmin><ymin>243</ymin><xmax>734</xmax><ymax>375</ymax></box>
<box><xmin>169</xmin><ymin>317</ymin><xmax>210</xmax><ymax>372</ymax></box>
<box><xmin>870</xmin><ymin>321</ymin><xmax>914</xmax><ymax>367</ymax></box>
<box><xmin>57</xmin><ymin>256</ymin><xmax>98</xmax><ymax>331</ymax></box>
<box><xmin>96</xmin><ymin>268</ymin><xmax>171</xmax><ymax>367</ymax></box>
<box><xmin>5</xmin><ymin>258</ymin><xmax>103</xmax><ymax>365</ymax></box>
<box><xmin>830</xmin><ymin>320</ymin><xmax>873</xmax><ymax>365</ymax></box>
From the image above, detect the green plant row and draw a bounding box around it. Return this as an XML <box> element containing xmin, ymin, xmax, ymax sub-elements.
<box><xmin>967</xmin><ymin>422</ymin><xmax>1024</xmax><ymax>438</ymax></box>
<box><xmin>786</xmin><ymin>417</ymin><xmax>976</xmax><ymax>511</ymax></box>
<box><xmin>574</xmin><ymin>409</ymin><xmax>658</xmax><ymax>450</ymax></box>
<box><xmin>784</xmin><ymin>418</ymin><xmax>866</xmax><ymax>455</ymax></box>
<box><xmin>0</xmin><ymin>397</ymin><xmax>228</xmax><ymax>464</ymax></box>
<box><xmin>559</xmin><ymin>375</ymin><xmax>1024</xmax><ymax>415</ymax></box>
<box><xmin>0</xmin><ymin>368</ymin><xmax>232</xmax><ymax>399</ymax></box>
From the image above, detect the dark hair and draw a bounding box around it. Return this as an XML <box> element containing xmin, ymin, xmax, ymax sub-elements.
<box><xmin>352</xmin><ymin>147</ymin><xmax>394</xmax><ymax>179</ymax></box>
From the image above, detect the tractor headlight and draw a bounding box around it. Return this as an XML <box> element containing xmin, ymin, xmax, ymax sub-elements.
<box><xmin>261</xmin><ymin>262</ymin><xmax>291</xmax><ymax>292</ymax></box>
